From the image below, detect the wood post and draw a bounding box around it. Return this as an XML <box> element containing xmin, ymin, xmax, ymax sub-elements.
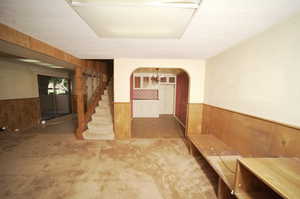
<box><xmin>75</xmin><ymin>65</ymin><xmax>85</xmax><ymax>139</ymax></box>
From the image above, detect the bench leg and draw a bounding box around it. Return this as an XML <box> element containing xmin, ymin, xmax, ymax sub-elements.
<box><xmin>218</xmin><ymin>178</ymin><xmax>236</xmax><ymax>199</ymax></box>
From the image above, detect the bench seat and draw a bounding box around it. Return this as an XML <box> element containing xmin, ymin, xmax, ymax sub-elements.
<box><xmin>189</xmin><ymin>134</ymin><xmax>241</xmax><ymax>190</ymax></box>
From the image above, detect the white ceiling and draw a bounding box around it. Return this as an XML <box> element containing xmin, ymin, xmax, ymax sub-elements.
<box><xmin>0</xmin><ymin>0</ymin><xmax>300</xmax><ymax>59</ymax></box>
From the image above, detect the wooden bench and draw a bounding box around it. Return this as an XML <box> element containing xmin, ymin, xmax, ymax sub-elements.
<box><xmin>188</xmin><ymin>134</ymin><xmax>240</xmax><ymax>198</ymax></box>
<box><xmin>235</xmin><ymin>158</ymin><xmax>300</xmax><ymax>199</ymax></box>
<box><xmin>188</xmin><ymin>134</ymin><xmax>300</xmax><ymax>199</ymax></box>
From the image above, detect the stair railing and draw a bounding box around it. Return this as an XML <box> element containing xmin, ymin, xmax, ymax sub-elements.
<box><xmin>75</xmin><ymin>61</ymin><xmax>108</xmax><ymax>139</ymax></box>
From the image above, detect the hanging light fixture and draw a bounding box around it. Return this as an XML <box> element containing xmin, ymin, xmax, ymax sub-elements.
<box><xmin>151</xmin><ymin>68</ymin><xmax>160</xmax><ymax>83</ymax></box>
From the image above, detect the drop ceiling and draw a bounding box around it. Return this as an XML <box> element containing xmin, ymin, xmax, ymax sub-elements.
<box><xmin>0</xmin><ymin>0</ymin><xmax>299</xmax><ymax>59</ymax></box>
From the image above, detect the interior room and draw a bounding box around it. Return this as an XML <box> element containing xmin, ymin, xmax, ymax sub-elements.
<box><xmin>0</xmin><ymin>0</ymin><xmax>300</xmax><ymax>199</ymax></box>
<box><xmin>131</xmin><ymin>68</ymin><xmax>188</xmax><ymax>138</ymax></box>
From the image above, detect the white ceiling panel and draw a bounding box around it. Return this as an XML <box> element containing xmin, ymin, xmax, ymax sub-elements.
<box><xmin>0</xmin><ymin>0</ymin><xmax>299</xmax><ymax>59</ymax></box>
<box><xmin>71</xmin><ymin>5</ymin><xmax>196</xmax><ymax>38</ymax></box>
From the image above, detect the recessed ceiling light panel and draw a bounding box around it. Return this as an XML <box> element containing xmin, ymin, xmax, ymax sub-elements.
<box><xmin>17</xmin><ymin>58</ymin><xmax>40</xmax><ymax>63</ymax></box>
<box><xmin>69</xmin><ymin>0</ymin><xmax>201</xmax><ymax>38</ymax></box>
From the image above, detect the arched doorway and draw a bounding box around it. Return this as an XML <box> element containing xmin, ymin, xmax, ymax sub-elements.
<box><xmin>130</xmin><ymin>68</ymin><xmax>190</xmax><ymax>138</ymax></box>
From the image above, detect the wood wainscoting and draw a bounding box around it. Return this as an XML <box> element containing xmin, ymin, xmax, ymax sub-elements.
<box><xmin>114</xmin><ymin>102</ymin><xmax>131</xmax><ymax>139</ymax></box>
<box><xmin>202</xmin><ymin>104</ymin><xmax>300</xmax><ymax>158</ymax></box>
<box><xmin>0</xmin><ymin>98</ymin><xmax>41</xmax><ymax>132</ymax></box>
<box><xmin>186</xmin><ymin>103</ymin><xmax>203</xmax><ymax>137</ymax></box>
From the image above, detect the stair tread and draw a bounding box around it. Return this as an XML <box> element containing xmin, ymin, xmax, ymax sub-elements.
<box><xmin>83</xmin><ymin>131</ymin><xmax>114</xmax><ymax>140</ymax></box>
<box><xmin>88</xmin><ymin>125</ymin><xmax>113</xmax><ymax>131</ymax></box>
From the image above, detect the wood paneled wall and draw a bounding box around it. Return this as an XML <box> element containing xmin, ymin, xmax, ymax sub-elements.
<box><xmin>114</xmin><ymin>102</ymin><xmax>131</xmax><ymax>139</ymax></box>
<box><xmin>202</xmin><ymin>104</ymin><xmax>300</xmax><ymax>158</ymax></box>
<box><xmin>175</xmin><ymin>72</ymin><xmax>189</xmax><ymax>125</ymax></box>
<box><xmin>0</xmin><ymin>98</ymin><xmax>41</xmax><ymax>132</ymax></box>
<box><xmin>186</xmin><ymin>103</ymin><xmax>203</xmax><ymax>137</ymax></box>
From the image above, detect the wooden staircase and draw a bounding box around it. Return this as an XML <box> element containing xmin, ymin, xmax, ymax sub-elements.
<box><xmin>83</xmin><ymin>89</ymin><xmax>115</xmax><ymax>140</ymax></box>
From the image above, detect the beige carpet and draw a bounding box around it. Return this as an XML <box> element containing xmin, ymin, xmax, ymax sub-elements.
<box><xmin>0</xmin><ymin>121</ymin><xmax>218</xmax><ymax>199</ymax></box>
<box><xmin>132</xmin><ymin>115</ymin><xmax>185</xmax><ymax>138</ymax></box>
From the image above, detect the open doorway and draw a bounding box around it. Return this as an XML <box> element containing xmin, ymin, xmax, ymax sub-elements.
<box><xmin>131</xmin><ymin>68</ymin><xmax>189</xmax><ymax>138</ymax></box>
<box><xmin>38</xmin><ymin>75</ymin><xmax>72</xmax><ymax>120</ymax></box>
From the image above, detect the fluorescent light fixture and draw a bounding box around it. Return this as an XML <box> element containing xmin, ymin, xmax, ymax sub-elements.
<box><xmin>49</xmin><ymin>66</ymin><xmax>64</xmax><ymax>69</ymax></box>
<box><xmin>69</xmin><ymin>0</ymin><xmax>201</xmax><ymax>38</ymax></box>
<box><xmin>71</xmin><ymin>0</ymin><xmax>200</xmax><ymax>8</ymax></box>
<box><xmin>17</xmin><ymin>58</ymin><xmax>40</xmax><ymax>63</ymax></box>
<box><xmin>36</xmin><ymin>62</ymin><xmax>53</xmax><ymax>67</ymax></box>
<box><xmin>16</xmin><ymin>58</ymin><xmax>64</xmax><ymax>69</ymax></box>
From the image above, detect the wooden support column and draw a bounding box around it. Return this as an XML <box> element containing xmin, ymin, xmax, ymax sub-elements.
<box><xmin>75</xmin><ymin>65</ymin><xmax>85</xmax><ymax>139</ymax></box>
<box><xmin>99</xmin><ymin>62</ymin><xmax>105</xmax><ymax>95</ymax></box>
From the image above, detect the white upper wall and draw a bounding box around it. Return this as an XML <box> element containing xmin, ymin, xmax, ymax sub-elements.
<box><xmin>0</xmin><ymin>59</ymin><xmax>70</xmax><ymax>100</ymax></box>
<box><xmin>114</xmin><ymin>58</ymin><xmax>205</xmax><ymax>103</ymax></box>
<box><xmin>205</xmin><ymin>12</ymin><xmax>300</xmax><ymax>127</ymax></box>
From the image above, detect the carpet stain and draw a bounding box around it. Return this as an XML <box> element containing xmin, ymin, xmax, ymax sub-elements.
<box><xmin>0</xmin><ymin>124</ymin><xmax>217</xmax><ymax>199</ymax></box>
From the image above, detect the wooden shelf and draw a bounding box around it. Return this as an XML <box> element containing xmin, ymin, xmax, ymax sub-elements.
<box><xmin>236</xmin><ymin>158</ymin><xmax>300</xmax><ymax>199</ymax></box>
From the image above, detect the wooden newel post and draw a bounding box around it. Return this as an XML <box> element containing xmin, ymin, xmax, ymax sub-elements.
<box><xmin>75</xmin><ymin>65</ymin><xmax>85</xmax><ymax>139</ymax></box>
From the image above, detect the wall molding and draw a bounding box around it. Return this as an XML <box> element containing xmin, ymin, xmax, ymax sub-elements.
<box><xmin>174</xmin><ymin>115</ymin><xmax>185</xmax><ymax>128</ymax></box>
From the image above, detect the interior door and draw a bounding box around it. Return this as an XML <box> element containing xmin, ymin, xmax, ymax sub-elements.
<box><xmin>159</xmin><ymin>84</ymin><xmax>175</xmax><ymax>115</ymax></box>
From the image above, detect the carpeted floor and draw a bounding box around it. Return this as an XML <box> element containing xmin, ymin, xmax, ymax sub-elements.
<box><xmin>132</xmin><ymin>115</ymin><xmax>185</xmax><ymax>138</ymax></box>
<box><xmin>0</xmin><ymin>120</ymin><xmax>218</xmax><ymax>199</ymax></box>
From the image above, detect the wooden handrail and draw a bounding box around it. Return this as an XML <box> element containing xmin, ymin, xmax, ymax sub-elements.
<box><xmin>85</xmin><ymin>84</ymin><xmax>102</xmax><ymax>123</ymax></box>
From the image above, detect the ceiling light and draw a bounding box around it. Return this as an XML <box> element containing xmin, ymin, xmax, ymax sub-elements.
<box><xmin>36</xmin><ymin>62</ymin><xmax>53</xmax><ymax>67</ymax></box>
<box><xmin>17</xmin><ymin>58</ymin><xmax>40</xmax><ymax>63</ymax></box>
<box><xmin>68</xmin><ymin>0</ymin><xmax>201</xmax><ymax>38</ymax></box>
<box><xmin>71</xmin><ymin>0</ymin><xmax>200</xmax><ymax>9</ymax></box>
<box><xmin>49</xmin><ymin>66</ymin><xmax>64</xmax><ymax>69</ymax></box>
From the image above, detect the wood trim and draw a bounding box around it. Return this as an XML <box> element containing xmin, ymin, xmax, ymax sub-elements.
<box><xmin>75</xmin><ymin>66</ymin><xmax>85</xmax><ymax>139</ymax></box>
<box><xmin>114</xmin><ymin>102</ymin><xmax>131</xmax><ymax>139</ymax></box>
<box><xmin>186</xmin><ymin>103</ymin><xmax>203</xmax><ymax>137</ymax></box>
<box><xmin>203</xmin><ymin>103</ymin><xmax>300</xmax><ymax>130</ymax></box>
<box><xmin>0</xmin><ymin>23</ymin><xmax>83</xmax><ymax>67</ymax></box>
<box><xmin>174</xmin><ymin>115</ymin><xmax>185</xmax><ymax>128</ymax></box>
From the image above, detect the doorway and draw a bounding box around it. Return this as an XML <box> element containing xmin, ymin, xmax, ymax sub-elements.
<box><xmin>131</xmin><ymin>68</ymin><xmax>189</xmax><ymax>138</ymax></box>
<box><xmin>159</xmin><ymin>84</ymin><xmax>175</xmax><ymax>115</ymax></box>
<box><xmin>38</xmin><ymin>75</ymin><xmax>72</xmax><ymax>120</ymax></box>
